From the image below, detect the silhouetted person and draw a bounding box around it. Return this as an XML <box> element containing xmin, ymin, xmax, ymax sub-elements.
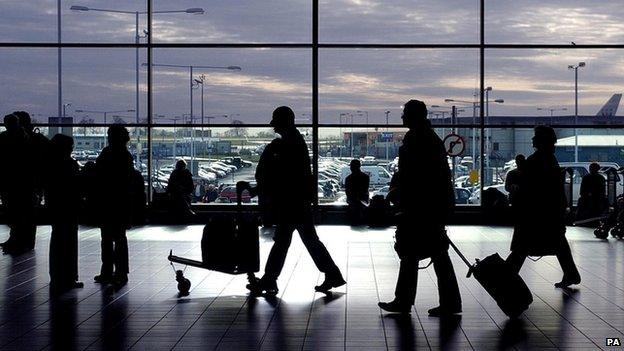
<box><xmin>345</xmin><ymin>159</ymin><xmax>370</xmax><ymax>224</ymax></box>
<box><xmin>378</xmin><ymin>100</ymin><xmax>461</xmax><ymax>316</ymax></box>
<box><xmin>167</xmin><ymin>160</ymin><xmax>194</xmax><ymax>220</ymax></box>
<box><xmin>0</xmin><ymin>114</ymin><xmax>27</xmax><ymax>252</ymax></box>
<box><xmin>15</xmin><ymin>111</ymin><xmax>49</xmax><ymax>250</ymax></box>
<box><xmin>1</xmin><ymin>113</ymin><xmax>35</xmax><ymax>254</ymax></box>
<box><xmin>204</xmin><ymin>184</ymin><xmax>219</xmax><ymax>203</ymax></box>
<box><xmin>576</xmin><ymin>162</ymin><xmax>607</xmax><ymax>222</ymax></box>
<box><xmin>79</xmin><ymin>161</ymin><xmax>98</xmax><ymax>225</ymax></box>
<box><xmin>505</xmin><ymin>154</ymin><xmax>526</xmax><ymax>206</ymax></box>
<box><xmin>247</xmin><ymin>106</ymin><xmax>345</xmax><ymax>295</ymax></box>
<box><xmin>46</xmin><ymin>134</ymin><xmax>84</xmax><ymax>291</ymax></box>
<box><xmin>94</xmin><ymin>125</ymin><xmax>134</xmax><ymax>286</ymax></box>
<box><xmin>194</xmin><ymin>180</ymin><xmax>206</xmax><ymax>203</ymax></box>
<box><xmin>506</xmin><ymin>126</ymin><xmax>581</xmax><ymax>288</ymax></box>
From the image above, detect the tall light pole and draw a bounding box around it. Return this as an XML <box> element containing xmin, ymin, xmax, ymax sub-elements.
<box><xmin>384</xmin><ymin>110</ymin><xmax>390</xmax><ymax>160</ymax></box>
<box><xmin>144</xmin><ymin>63</ymin><xmax>241</xmax><ymax>167</ymax></box>
<box><xmin>484</xmin><ymin>87</ymin><xmax>504</xmax><ymax>178</ymax></box>
<box><xmin>568</xmin><ymin>62</ymin><xmax>586</xmax><ymax>162</ymax></box>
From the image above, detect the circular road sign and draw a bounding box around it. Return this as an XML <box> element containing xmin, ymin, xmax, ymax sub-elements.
<box><xmin>443</xmin><ymin>133</ymin><xmax>466</xmax><ymax>157</ymax></box>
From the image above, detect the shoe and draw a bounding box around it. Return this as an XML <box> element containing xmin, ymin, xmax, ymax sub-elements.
<box><xmin>314</xmin><ymin>275</ymin><xmax>346</xmax><ymax>293</ymax></box>
<box><xmin>427</xmin><ymin>306</ymin><xmax>462</xmax><ymax>317</ymax></box>
<box><xmin>378</xmin><ymin>300</ymin><xmax>411</xmax><ymax>313</ymax></box>
<box><xmin>113</xmin><ymin>275</ymin><xmax>128</xmax><ymax>287</ymax></box>
<box><xmin>253</xmin><ymin>277</ymin><xmax>279</xmax><ymax>296</ymax></box>
<box><xmin>94</xmin><ymin>274</ymin><xmax>113</xmax><ymax>284</ymax></box>
<box><xmin>554</xmin><ymin>275</ymin><xmax>581</xmax><ymax>288</ymax></box>
<box><xmin>73</xmin><ymin>281</ymin><xmax>85</xmax><ymax>289</ymax></box>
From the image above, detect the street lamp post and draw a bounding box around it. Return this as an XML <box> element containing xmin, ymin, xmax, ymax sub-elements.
<box><xmin>484</xmin><ymin>87</ymin><xmax>504</xmax><ymax>180</ymax></box>
<box><xmin>384</xmin><ymin>110</ymin><xmax>390</xmax><ymax>160</ymax></box>
<box><xmin>144</xmin><ymin>63</ymin><xmax>241</xmax><ymax>167</ymax></box>
<box><xmin>568</xmin><ymin>62</ymin><xmax>586</xmax><ymax>162</ymax></box>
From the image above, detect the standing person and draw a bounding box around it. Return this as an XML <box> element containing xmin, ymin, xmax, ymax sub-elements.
<box><xmin>378</xmin><ymin>100</ymin><xmax>462</xmax><ymax>316</ymax></box>
<box><xmin>46</xmin><ymin>134</ymin><xmax>84</xmax><ymax>291</ymax></box>
<box><xmin>167</xmin><ymin>159</ymin><xmax>194</xmax><ymax>220</ymax></box>
<box><xmin>506</xmin><ymin>126</ymin><xmax>581</xmax><ymax>288</ymax></box>
<box><xmin>246</xmin><ymin>106</ymin><xmax>346</xmax><ymax>295</ymax></box>
<box><xmin>345</xmin><ymin>159</ymin><xmax>370</xmax><ymax>224</ymax></box>
<box><xmin>15</xmin><ymin>111</ymin><xmax>49</xmax><ymax>250</ymax></box>
<box><xmin>0</xmin><ymin>114</ymin><xmax>28</xmax><ymax>253</ymax></box>
<box><xmin>576</xmin><ymin>162</ymin><xmax>607</xmax><ymax>222</ymax></box>
<box><xmin>94</xmin><ymin>125</ymin><xmax>134</xmax><ymax>286</ymax></box>
<box><xmin>505</xmin><ymin>154</ymin><xmax>526</xmax><ymax>207</ymax></box>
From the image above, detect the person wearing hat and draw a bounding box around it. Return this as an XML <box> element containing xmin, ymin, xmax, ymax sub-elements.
<box><xmin>245</xmin><ymin>106</ymin><xmax>346</xmax><ymax>295</ymax></box>
<box><xmin>378</xmin><ymin>100</ymin><xmax>462</xmax><ymax>316</ymax></box>
<box><xmin>506</xmin><ymin>125</ymin><xmax>581</xmax><ymax>288</ymax></box>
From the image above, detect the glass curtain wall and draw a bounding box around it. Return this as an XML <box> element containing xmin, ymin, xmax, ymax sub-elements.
<box><xmin>1</xmin><ymin>0</ymin><xmax>623</xmax><ymax>207</ymax></box>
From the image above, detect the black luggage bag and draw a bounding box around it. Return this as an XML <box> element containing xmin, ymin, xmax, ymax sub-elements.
<box><xmin>200</xmin><ymin>213</ymin><xmax>260</xmax><ymax>274</ymax></box>
<box><xmin>448</xmin><ymin>239</ymin><xmax>533</xmax><ymax>318</ymax></box>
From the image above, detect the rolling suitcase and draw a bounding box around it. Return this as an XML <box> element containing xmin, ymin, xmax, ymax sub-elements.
<box><xmin>448</xmin><ymin>238</ymin><xmax>533</xmax><ymax>318</ymax></box>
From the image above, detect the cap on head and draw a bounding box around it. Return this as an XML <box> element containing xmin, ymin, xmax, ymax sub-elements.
<box><xmin>350</xmin><ymin>159</ymin><xmax>361</xmax><ymax>170</ymax></box>
<box><xmin>270</xmin><ymin>106</ymin><xmax>295</xmax><ymax>128</ymax></box>
<box><xmin>403</xmin><ymin>100</ymin><xmax>428</xmax><ymax>120</ymax></box>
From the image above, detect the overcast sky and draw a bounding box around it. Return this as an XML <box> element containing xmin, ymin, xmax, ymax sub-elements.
<box><xmin>1</xmin><ymin>0</ymin><xmax>623</xmax><ymax>124</ymax></box>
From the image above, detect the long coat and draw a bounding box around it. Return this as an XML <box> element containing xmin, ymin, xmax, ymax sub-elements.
<box><xmin>510</xmin><ymin>149</ymin><xmax>567</xmax><ymax>254</ymax></box>
<box><xmin>95</xmin><ymin>146</ymin><xmax>134</xmax><ymax>228</ymax></box>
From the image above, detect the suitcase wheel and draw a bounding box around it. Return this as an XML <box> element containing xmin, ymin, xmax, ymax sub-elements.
<box><xmin>175</xmin><ymin>270</ymin><xmax>191</xmax><ymax>297</ymax></box>
<box><xmin>595</xmin><ymin>227</ymin><xmax>609</xmax><ymax>239</ymax></box>
<box><xmin>611</xmin><ymin>225</ymin><xmax>624</xmax><ymax>239</ymax></box>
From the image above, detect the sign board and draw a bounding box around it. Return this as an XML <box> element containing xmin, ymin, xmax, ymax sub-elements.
<box><xmin>443</xmin><ymin>133</ymin><xmax>466</xmax><ymax>157</ymax></box>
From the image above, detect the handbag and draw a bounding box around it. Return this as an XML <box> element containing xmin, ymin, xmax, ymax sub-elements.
<box><xmin>393</xmin><ymin>213</ymin><xmax>447</xmax><ymax>267</ymax></box>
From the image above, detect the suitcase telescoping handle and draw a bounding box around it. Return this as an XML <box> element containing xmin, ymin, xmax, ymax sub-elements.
<box><xmin>445</xmin><ymin>232</ymin><xmax>476</xmax><ymax>278</ymax></box>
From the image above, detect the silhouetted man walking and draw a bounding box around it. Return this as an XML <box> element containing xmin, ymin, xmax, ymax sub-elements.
<box><xmin>505</xmin><ymin>154</ymin><xmax>526</xmax><ymax>207</ymax></box>
<box><xmin>379</xmin><ymin>100</ymin><xmax>462</xmax><ymax>316</ymax></box>
<box><xmin>506</xmin><ymin>126</ymin><xmax>581</xmax><ymax>288</ymax></box>
<box><xmin>247</xmin><ymin>106</ymin><xmax>346</xmax><ymax>295</ymax></box>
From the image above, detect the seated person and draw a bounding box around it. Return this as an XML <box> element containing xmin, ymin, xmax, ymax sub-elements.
<box><xmin>167</xmin><ymin>160</ymin><xmax>194</xmax><ymax>220</ymax></box>
<box><xmin>345</xmin><ymin>159</ymin><xmax>370</xmax><ymax>224</ymax></box>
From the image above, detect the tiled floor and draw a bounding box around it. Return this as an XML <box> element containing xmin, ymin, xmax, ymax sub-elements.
<box><xmin>0</xmin><ymin>224</ymin><xmax>622</xmax><ymax>350</ymax></box>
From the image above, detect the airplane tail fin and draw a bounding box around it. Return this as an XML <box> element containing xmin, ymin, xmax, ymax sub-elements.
<box><xmin>596</xmin><ymin>94</ymin><xmax>622</xmax><ymax>117</ymax></box>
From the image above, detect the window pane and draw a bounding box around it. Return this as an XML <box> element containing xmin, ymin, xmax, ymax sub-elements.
<box><xmin>320</xmin><ymin>0</ymin><xmax>479</xmax><ymax>44</ymax></box>
<box><xmin>65</xmin><ymin>49</ymin><xmax>147</xmax><ymax>125</ymax></box>
<box><xmin>152</xmin><ymin>0</ymin><xmax>311</xmax><ymax>43</ymax></box>
<box><xmin>62</xmin><ymin>0</ymin><xmax>147</xmax><ymax>43</ymax></box>
<box><xmin>151</xmin><ymin>127</ymin><xmax>311</xmax><ymax>204</ymax></box>
<box><xmin>0</xmin><ymin>49</ymin><xmax>57</xmax><ymax>120</ymax></box>
<box><xmin>152</xmin><ymin>49</ymin><xmax>311</xmax><ymax>125</ymax></box>
<box><xmin>486</xmin><ymin>1</ymin><xmax>624</xmax><ymax>44</ymax></box>
<box><xmin>320</xmin><ymin>49</ymin><xmax>480</xmax><ymax>125</ymax></box>
<box><xmin>318</xmin><ymin>127</ymin><xmax>479</xmax><ymax>205</ymax></box>
<box><xmin>485</xmin><ymin>49</ymin><xmax>624</xmax><ymax>126</ymax></box>
<box><xmin>0</xmin><ymin>1</ymin><xmax>56</xmax><ymax>42</ymax></box>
